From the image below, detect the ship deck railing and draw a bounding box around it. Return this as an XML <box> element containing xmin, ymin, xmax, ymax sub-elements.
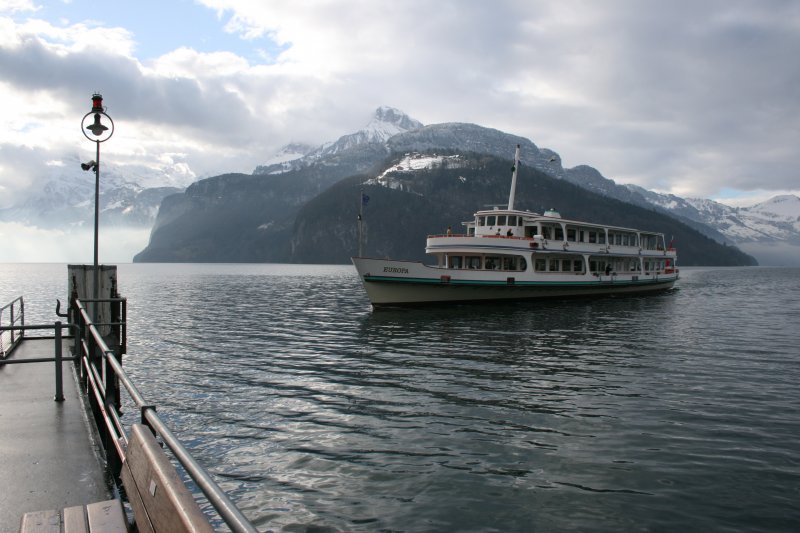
<box><xmin>427</xmin><ymin>233</ymin><xmax>677</xmax><ymax>253</ymax></box>
<box><xmin>0</xmin><ymin>296</ymin><xmax>257</xmax><ymax>532</ymax></box>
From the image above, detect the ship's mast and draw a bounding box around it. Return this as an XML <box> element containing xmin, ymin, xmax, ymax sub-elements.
<box><xmin>507</xmin><ymin>144</ymin><xmax>521</xmax><ymax>210</ymax></box>
<box><xmin>358</xmin><ymin>188</ymin><xmax>364</xmax><ymax>256</ymax></box>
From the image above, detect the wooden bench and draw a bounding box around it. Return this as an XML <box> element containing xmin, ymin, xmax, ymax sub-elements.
<box><xmin>120</xmin><ymin>423</ymin><xmax>213</xmax><ymax>533</ymax></box>
<box><xmin>19</xmin><ymin>498</ymin><xmax>126</xmax><ymax>533</ymax></box>
<box><xmin>20</xmin><ymin>423</ymin><xmax>213</xmax><ymax>533</ymax></box>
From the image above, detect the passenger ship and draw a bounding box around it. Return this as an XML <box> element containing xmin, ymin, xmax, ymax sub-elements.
<box><xmin>352</xmin><ymin>146</ymin><xmax>678</xmax><ymax>307</ymax></box>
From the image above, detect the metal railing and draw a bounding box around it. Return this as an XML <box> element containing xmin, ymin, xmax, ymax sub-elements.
<box><xmin>0</xmin><ymin>296</ymin><xmax>25</xmax><ymax>358</ymax></box>
<box><xmin>72</xmin><ymin>297</ymin><xmax>257</xmax><ymax>532</ymax></box>
<box><xmin>0</xmin><ymin>321</ymin><xmax>72</xmax><ymax>401</ymax></box>
<box><xmin>1</xmin><ymin>295</ymin><xmax>256</xmax><ymax>531</ymax></box>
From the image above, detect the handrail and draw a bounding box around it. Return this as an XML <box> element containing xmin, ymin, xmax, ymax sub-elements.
<box><xmin>0</xmin><ymin>296</ymin><xmax>25</xmax><ymax>358</ymax></box>
<box><xmin>73</xmin><ymin>298</ymin><xmax>256</xmax><ymax>533</ymax></box>
<box><xmin>0</xmin><ymin>321</ymin><xmax>71</xmax><ymax>401</ymax></box>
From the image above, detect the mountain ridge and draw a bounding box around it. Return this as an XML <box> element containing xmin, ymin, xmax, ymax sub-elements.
<box><xmin>627</xmin><ymin>184</ymin><xmax>800</xmax><ymax>264</ymax></box>
<box><xmin>134</xmin><ymin>116</ymin><xmax>757</xmax><ymax>266</ymax></box>
<box><xmin>1</xmin><ymin>105</ymin><xmax>793</xmax><ymax>264</ymax></box>
<box><xmin>288</xmin><ymin>151</ymin><xmax>756</xmax><ymax>266</ymax></box>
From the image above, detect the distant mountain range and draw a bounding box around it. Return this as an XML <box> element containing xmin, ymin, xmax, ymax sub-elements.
<box><xmin>627</xmin><ymin>186</ymin><xmax>800</xmax><ymax>264</ymax></box>
<box><xmin>0</xmin><ymin>154</ymin><xmax>189</xmax><ymax>230</ymax></box>
<box><xmin>132</xmin><ymin>108</ymin><xmax>756</xmax><ymax>266</ymax></box>
<box><xmin>2</xmin><ymin>106</ymin><xmax>796</xmax><ymax>265</ymax></box>
<box><xmin>253</xmin><ymin>109</ymin><xmax>800</xmax><ymax>266</ymax></box>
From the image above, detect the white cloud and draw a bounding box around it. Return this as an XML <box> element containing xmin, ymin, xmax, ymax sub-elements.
<box><xmin>0</xmin><ymin>0</ymin><xmax>798</xmax><ymax>239</ymax></box>
<box><xmin>0</xmin><ymin>1</ymin><xmax>38</xmax><ymax>14</ymax></box>
<box><xmin>0</xmin><ymin>15</ymin><xmax>136</xmax><ymax>56</ymax></box>
<box><xmin>148</xmin><ymin>47</ymin><xmax>250</xmax><ymax>78</ymax></box>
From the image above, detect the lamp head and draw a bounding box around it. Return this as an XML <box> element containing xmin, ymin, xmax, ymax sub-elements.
<box><xmin>86</xmin><ymin>113</ymin><xmax>109</xmax><ymax>137</ymax></box>
<box><xmin>81</xmin><ymin>160</ymin><xmax>97</xmax><ymax>171</ymax></box>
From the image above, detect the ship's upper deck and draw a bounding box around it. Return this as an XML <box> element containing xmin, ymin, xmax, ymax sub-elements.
<box><xmin>451</xmin><ymin>208</ymin><xmax>671</xmax><ymax>252</ymax></box>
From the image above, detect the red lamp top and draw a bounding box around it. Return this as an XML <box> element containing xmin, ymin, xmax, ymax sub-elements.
<box><xmin>91</xmin><ymin>93</ymin><xmax>104</xmax><ymax>113</ymax></box>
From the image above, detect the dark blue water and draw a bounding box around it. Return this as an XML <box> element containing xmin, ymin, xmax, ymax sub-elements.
<box><xmin>2</xmin><ymin>264</ymin><xmax>799</xmax><ymax>532</ymax></box>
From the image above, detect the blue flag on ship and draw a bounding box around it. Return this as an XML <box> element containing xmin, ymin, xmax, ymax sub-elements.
<box><xmin>362</xmin><ymin>193</ymin><xmax>370</xmax><ymax>205</ymax></box>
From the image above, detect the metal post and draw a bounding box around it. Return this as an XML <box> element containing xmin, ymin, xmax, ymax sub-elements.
<box><xmin>109</xmin><ymin>285</ymin><xmax>122</xmax><ymax>411</ymax></box>
<box><xmin>9</xmin><ymin>304</ymin><xmax>14</xmax><ymax>346</ymax></box>
<box><xmin>70</xmin><ymin>277</ymin><xmax>81</xmax><ymax>365</ymax></box>
<box><xmin>54</xmin><ymin>321</ymin><xmax>64</xmax><ymax>402</ymax></box>
<box><xmin>82</xmin><ymin>93</ymin><xmax>113</xmax><ymax>322</ymax></box>
<box><xmin>75</xmin><ymin>317</ymin><xmax>83</xmax><ymax>380</ymax></box>
<box><xmin>358</xmin><ymin>188</ymin><xmax>363</xmax><ymax>257</ymax></box>
<box><xmin>103</xmin><ymin>349</ymin><xmax>121</xmax><ymax>476</ymax></box>
<box><xmin>93</xmin><ymin>140</ymin><xmax>100</xmax><ymax>322</ymax></box>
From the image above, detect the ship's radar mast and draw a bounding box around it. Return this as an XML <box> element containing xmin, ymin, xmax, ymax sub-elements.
<box><xmin>507</xmin><ymin>144</ymin><xmax>521</xmax><ymax>210</ymax></box>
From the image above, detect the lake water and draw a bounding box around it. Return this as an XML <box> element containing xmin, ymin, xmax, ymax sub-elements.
<box><xmin>2</xmin><ymin>264</ymin><xmax>799</xmax><ymax>532</ymax></box>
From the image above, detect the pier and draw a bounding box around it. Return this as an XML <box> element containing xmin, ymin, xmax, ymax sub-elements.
<box><xmin>0</xmin><ymin>338</ymin><xmax>110</xmax><ymax>532</ymax></box>
<box><xmin>1</xmin><ymin>266</ymin><xmax>257</xmax><ymax>532</ymax></box>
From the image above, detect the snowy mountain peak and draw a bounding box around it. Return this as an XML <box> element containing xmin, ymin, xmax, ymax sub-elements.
<box><xmin>253</xmin><ymin>107</ymin><xmax>423</xmax><ymax>175</ymax></box>
<box><xmin>258</xmin><ymin>142</ymin><xmax>316</xmax><ymax>171</ymax></box>
<box><xmin>341</xmin><ymin>106</ymin><xmax>423</xmax><ymax>146</ymax></box>
<box><xmin>751</xmin><ymin>194</ymin><xmax>800</xmax><ymax>217</ymax></box>
<box><xmin>367</xmin><ymin>106</ymin><xmax>424</xmax><ymax>139</ymax></box>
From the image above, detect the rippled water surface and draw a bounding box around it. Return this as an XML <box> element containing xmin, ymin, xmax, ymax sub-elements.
<box><xmin>2</xmin><ymin>264</ymin><xmax>799</xmax><ymax>532</ymax></box>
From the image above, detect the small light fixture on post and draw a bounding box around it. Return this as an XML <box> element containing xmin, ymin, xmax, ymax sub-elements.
<box><xmin>81</xmin><ymin>93</ymin><xmax>114</xmax><ymax>319</ymax></box>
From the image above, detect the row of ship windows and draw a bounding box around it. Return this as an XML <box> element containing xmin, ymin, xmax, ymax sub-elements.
<box><xmin>474</xmin><ymin>216</ymin><xmax>662</xmax><ymax>248</ymax></box>
<box><xmin>478</xmin><ymin>215</ymin><xmax>523</xmax><ymax>227</ymax></box>
<box><xmin>448</xmin><ymin>256</ymin><xmax>527</xmax><ymax>270</ymax></box>
<box><xmin>538</xmin><ymin>228</ymin><xmax>658</xmax><ymax>248</ymax></box>
<box><xmin>534</xmin><ymin>258</ymin><xmax>669</xmax><ymax>272</ymax></box>
<box><xmin>446</xmin><ymin>255</ymin><xmax>669</xmax><ymax>273</ymax></box>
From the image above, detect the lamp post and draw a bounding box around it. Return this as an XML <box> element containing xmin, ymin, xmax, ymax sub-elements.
<box><xmin>81</xmin><ymin>93</ymin><xmax>114</xmax><ymax>319</ymax></box>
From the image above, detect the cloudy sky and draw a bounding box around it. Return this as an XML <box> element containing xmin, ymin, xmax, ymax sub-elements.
<box><xmin>1</xmin><ymin>0</ymin><xmax>799</xmax><ymax>260</ymax></box>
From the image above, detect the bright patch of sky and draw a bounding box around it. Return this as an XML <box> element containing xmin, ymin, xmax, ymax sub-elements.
<box><xmin>713</xmin><ymin>188</ymin><xmax>795</xmax><ymax>208</ymax></box>
<box><xmin>12</xmin><ymin>0</ymin><xmax>287</xmax><ymax>63</ymax></box>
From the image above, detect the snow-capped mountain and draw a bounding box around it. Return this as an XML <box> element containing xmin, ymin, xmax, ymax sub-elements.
<box><xmin>264</xmin><ymin>142</ymin><xmax>317</xmax><ymax>165</ymax></box>
<box><xmin>684</xmin><ymin>194</ymin><xmax>800</xmax><ymax>243</ymax></box>
<box><xmin>751</xmin><ymin>195</ymin><xmax>800</xmax><ymax>219</ymax></box>
<box><xmin>628</xmin><ymin>185</ymin><xmax>800</xmax><ymax>265</ymax></box>
<box><xmin>253</xmin><ymin>110</ymin><xmax>797</xmax><ymax>265</ymax></box>
<box><xmin>0</xmin><ymin>154</ymin><xmax>193</xmax><ymax>229</ymax></box>
<box><xmin>359</xmin><ymin>106</ymin><xmax>425</xmax><ymax>142</ymax></box>
<box><xmin>629</xmin><ymin>185</ymin><xmax>800</xmax><ymax>243</ymax></box>
<box><xmin>253</xmin><ymin>106</ymin><xmax>424</xmax><ymax>175</ymax></box>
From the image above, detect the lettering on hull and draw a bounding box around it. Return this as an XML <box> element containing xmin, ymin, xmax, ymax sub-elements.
<box><xmin>384</xmin><ymin>266</ymin><xmax>409</xmax><ymax>274</ymax></box>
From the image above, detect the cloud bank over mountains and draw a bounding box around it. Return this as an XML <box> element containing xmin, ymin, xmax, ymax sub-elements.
<box><xmin>1</xmin><ymin>1</ymin><xmax>799</xmax><ymax>210</ymax></box>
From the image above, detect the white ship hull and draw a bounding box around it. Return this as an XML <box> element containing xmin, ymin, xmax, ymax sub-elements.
<box><xmin>352</xmin><ymin>257</ymin><xmax>677</xmax><ymax>307</ymax></box>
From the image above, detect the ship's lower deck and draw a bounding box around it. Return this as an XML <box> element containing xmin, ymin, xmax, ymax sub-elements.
<box><xmin>352</xmin><ymin>257</ymin><xmax>678</xmax><ymax>307</ymax></box>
